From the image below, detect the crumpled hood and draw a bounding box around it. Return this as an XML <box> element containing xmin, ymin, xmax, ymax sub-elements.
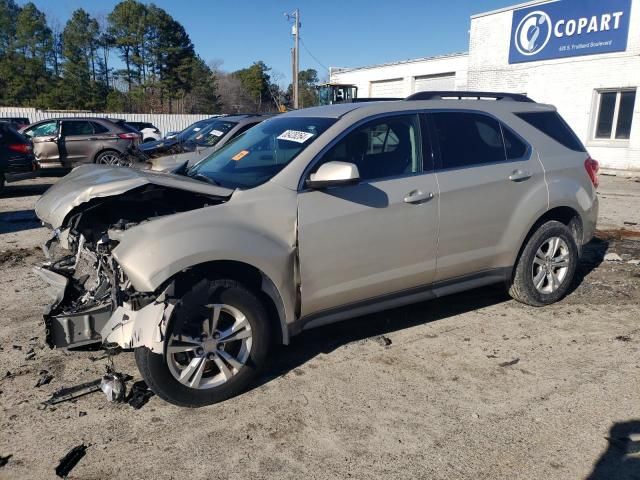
<box><xmin>147</xmin><ymin>146</ymin><xmax>215</xmax><ymax>172</ymax></box>
<box><xmin>35</xmin><ymin>165</ymin><xmax>234</xmax><ymax>229</ymax></box>
<box><xmin>139</xmin><ymin>137</ymin><xmax>178</xmax><ymax>152</ymax></box>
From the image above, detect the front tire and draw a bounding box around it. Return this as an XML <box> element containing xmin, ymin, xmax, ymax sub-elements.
<box><xmin>508</xmin><ymin>220</ymin><xmax>578</xmax><ymax>306</ymax></box>
<box><xmin>135</xmin><ymin>279</ymin><xmax>271</xmax><ymax>407</ymax></box>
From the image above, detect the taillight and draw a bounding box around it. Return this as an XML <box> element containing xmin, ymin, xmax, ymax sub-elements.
<box><xmin>118</xmin><ymin>132</ymin><xmax>139</xmax><ymax>140</ymax></box>
<box><xmin>8</xmin><ymin>143</ymin><xmax>32</xmax><ymax>154</ymax></box>
<box><xmin>584</xmin><ymin>157</ymin><xmax>599</xmax><ymax>189</ymax></box>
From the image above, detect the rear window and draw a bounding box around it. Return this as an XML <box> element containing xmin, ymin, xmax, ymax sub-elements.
<box><xmin>516</xmin><ymin>112</ymin><xmax>585</xmax><ymax>152</ymax></box>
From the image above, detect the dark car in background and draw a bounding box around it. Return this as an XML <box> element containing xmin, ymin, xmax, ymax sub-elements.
<box><xmin>142</xmin><ymin>114</ymin><xmax>272</xmax><ymax>171</ymax></box>
<box><xmin>0</xmin><ymin>122</ymin><xmax>38</xmax><ymax>194</ymax></box>
<box><xmin>126</xmin><ymin>121</ymin><xmax>162</xmax><ymax>143</ymax></box>
<box><xmin>139</xmin><ymin>115</ymin><xmax>271</xmax><ymax>161</ymax></box>
<box><xmin>0</xmin><ymin>117</ymin><xmax>30</xmax><ymax>130</ymax></box>
<box><xmin>21</xmin><ymin>117</ymin><xmax>140</xmax><ymax>169</ymax></box>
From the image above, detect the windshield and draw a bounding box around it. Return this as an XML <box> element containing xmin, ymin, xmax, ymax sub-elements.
<box><xmin>176</xmin><ymin>121</ymin><xmax>209</xmax><ymax>142</ymax></box>
<box><xmin>188</xmin><ymin>116</ymin><xmax>335</xmax><ymax>189</ymax></box>
<box><xmin>188</xmin><ymin>120</ymin><xmax>237</xmax><ymax>147</ymax></box>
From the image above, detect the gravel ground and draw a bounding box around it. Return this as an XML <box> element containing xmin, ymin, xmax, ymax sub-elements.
<box><xmin>0</xmin><ymin>174</ymin><xmax>639</xmax><ymax>480</ymax></box>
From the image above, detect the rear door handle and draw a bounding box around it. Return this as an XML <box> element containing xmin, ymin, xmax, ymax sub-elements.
<box><xmin>404</xmin><ymin>190</ymin><xmax>434</xmax><ymax>204</ymax></box>
<box><xmin>508</xmin><ymin>169</ymin><xmax>532</xmax><ymax>182</ymax></box>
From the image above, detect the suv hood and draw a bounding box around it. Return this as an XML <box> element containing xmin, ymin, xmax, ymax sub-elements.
<box><xmin>35</xmin><ymin>164</ymin><xmax>234</xmax><ymax>229</ymax></box>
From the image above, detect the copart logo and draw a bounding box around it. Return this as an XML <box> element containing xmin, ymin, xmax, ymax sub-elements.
<box><xmin>514</xmin><ymin>10</ymin><xmax>552</xmax><ymax>55</ymax></box>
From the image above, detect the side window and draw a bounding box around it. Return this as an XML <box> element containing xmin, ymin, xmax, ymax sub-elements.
<box><xmin>26</xmin><ymin>121</ymin><xmax>58</xmax><ymax>138</ymax></box>
<box><xmin>61</xmin><ymin>121</ymin><xmax>93</xmax><ymax>136</ymax></box>
<box><xmin>431</xmin><ymin>112</ymin><xmax>505</xmax><ymax>169</ymax></box>
<box><xmin>91</xmin><ymin>122</ymin><xmax>110</xmax><ymax>134</ymax></box>
<box><xmin>502</xmin><ymin>127</ymin><xmax>528</xmax><ymax>159</ymax></box>
<box><xmin>316</xmin><ymin>115</ymin><xmax>421</xmax><ymax>181</ymax></box>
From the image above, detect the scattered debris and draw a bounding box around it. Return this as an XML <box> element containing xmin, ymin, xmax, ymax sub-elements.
<box><xmin>615</xmin><ymin>335</ymin><xmax>632</xmax><ymax>342</ymax></box>
<box><xmin>623</xmin><ymin>221</ymin><xmax>638</xmax><ymax>226</ymax></box>
<box><xmin>87</xmin><ymin>353</ymin><xmax>110</xmax><ymax>363</ymax></box>
<box><xmin>11</xmin><ymin>345</ymin><xmax>22</xmax><ymax>351</ymax></box>
<box><xmin>127</xmin><ymin>381</ymin><xmax>154</xmax><ymax>409</ymax></box>
<box><xmin>35</xmin><ymin>370</ymin><xmax>54</xmax><ymax>387</ymax></box>
<box><xmin>42</xmin><ymin>379</ymin><xmax>103</xmax><ymax>406</ymax></box>
<box><xmin>486</xmin><ymin>354</ymin><xmax>498</xmax><ymax>359</ymax></box>
<box><xmin>499</xmin><ymin>358</ymin><xmax>520</xmax><ymax>367</ymax></box>
<box><xmin>55</xmin><ymin>444</ymin><xmax>87</xmax><ymax>479</ymax></box>
<box><xmin>604</xmin><ymin>252</ymin><xmax>623</xmax><ymax>262</ymax></box>
<box><xmin>78</xmin><ymin>411</ymin><xmax>87</xmax><ymax>417</ymax></box>
<box><xmin>100</xmin><ymin>370</ymin><xmax>128</xmax><ymax>402</ymax></box>
<box><xmin>628</xmin><ymin>259</ymin><xmax>640</xmax><ymax>265</ymax></box>
<box><xmin>375</xmin><ymin>335</ymin><xmax>392</xmax><ymax>347</ymax></box>
<box><xmin>24</xmin><ymin>348</ymin><xmax>35</xmax><ymax>361</ymax></box>
<box><xmin>0</xmin><ymin>454</ymin><xmax>11</xmax><ymax>467</ymax></box>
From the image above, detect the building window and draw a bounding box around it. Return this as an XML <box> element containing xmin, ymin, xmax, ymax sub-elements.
<box><xmin>594</xmin><ymin>89</ymin><xmax>636</xmax><ymax>141</ymax></box>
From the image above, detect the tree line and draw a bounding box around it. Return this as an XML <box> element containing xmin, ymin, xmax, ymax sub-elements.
<box><xmin>0</xmin><ymin>0</ymin><xmax>321</xmax><ymax>114</ymax></box>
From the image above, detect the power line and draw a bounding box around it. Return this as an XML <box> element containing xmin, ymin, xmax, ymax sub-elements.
<box><xmin>299</xmin><ymin>37</ymin><xmax>330</xmax><ymax>73</ymax></box>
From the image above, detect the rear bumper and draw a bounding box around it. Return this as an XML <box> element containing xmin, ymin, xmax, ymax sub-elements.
<box><xmin>5</xmin><ymin>170</ymin><xmax>38</xmax><ymax>182</ymax></box>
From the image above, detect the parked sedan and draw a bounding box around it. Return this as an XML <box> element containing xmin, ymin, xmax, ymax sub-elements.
<box><xmin>21</xmin><ymin>118</ymin><xmax>140</xmax><ymax>169</ymax></box>
<box><xmin>138</xmin><ymin>116</ymin><xmax>250</xmax><ymax>159</ymax></box>
<box><xmin>142</xmin><ymin>114</ymin><xmax>271</xmax><ymax>171</ymax></box>
<box><xmin>126</xmin><ymin>121</ymin><xmax>162</xmax><ymax>143</ymax></box>
<box><xmin>0</xmin><ymin>122</ymin><xmax>38</xmax><ymax>194</ymax></box>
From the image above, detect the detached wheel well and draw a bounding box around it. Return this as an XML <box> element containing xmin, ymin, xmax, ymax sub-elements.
<box><xmin>169</xmin><ymin>261</ymin><xmax>287</xmax><ymax>346</ymax></box>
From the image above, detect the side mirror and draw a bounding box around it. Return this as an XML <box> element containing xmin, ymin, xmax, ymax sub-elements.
<box><xmin>306</xmin><ymin>161</ymin><xmax>360</xmax><ymax>189</ymax></box>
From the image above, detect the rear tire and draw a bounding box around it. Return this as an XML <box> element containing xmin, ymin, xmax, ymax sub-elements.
<box><xmin>508</xmin><ymin>220</ymin><xmax>578</xmax><ymax>306</ymax></box>
<box><xmin>135</xmin><ymin>279</ymin><xmax>271</xmax><ymax>407</ymax></box>
<box><xmin>94</xmin><ymin>150</ymin><xmax>123</xmax><ymax>166</ymax></box>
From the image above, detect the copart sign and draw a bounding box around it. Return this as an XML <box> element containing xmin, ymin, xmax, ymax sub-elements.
<box><xmin>508</xmin><ymin>0</ymin><xmax>631</xmax><ymax>64</ymax></box>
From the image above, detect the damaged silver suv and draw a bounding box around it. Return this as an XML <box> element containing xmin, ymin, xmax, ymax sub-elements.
<box><xmin>35</xmin><ymin>91</ymin><xmax>599</xmax><ymax>407</ymax></box>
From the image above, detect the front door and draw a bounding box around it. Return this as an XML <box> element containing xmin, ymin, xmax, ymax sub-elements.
<box><xmin>297</xmin><ymin>114</ymin><xmax>440</xmax><ymax>317</ymax></box>
<box><xmin>27</xmin><ymin>120</ymin><xmax>60</xmax><ymax>167</ymax></box>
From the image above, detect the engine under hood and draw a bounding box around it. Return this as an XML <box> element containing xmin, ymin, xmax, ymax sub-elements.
<box><xmin>35</xmin><ymin>164</ymin><xmax>234</xmax><ymax>229</ymax></box>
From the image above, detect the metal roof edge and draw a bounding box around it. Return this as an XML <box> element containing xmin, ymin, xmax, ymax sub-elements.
<box><xmin>330</xmin><ymin>52</ymin><xmax>468</xmax><ymax>75</ymax></box>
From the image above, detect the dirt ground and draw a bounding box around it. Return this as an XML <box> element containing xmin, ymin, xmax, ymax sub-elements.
<box><xmin>0</xmin><ymin>174</ymin><xmax>639</xmax><ymax>480</ymax></box>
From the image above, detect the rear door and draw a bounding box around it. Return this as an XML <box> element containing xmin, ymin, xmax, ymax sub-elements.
<box><xmin>428</xmin><ymin>110</ymin><xmax>546</xmax><ymax>281</ymax></box>
<box><xmin>297</xmin><ymin>113</ymin><xmax>440</xmax><ymax>316</ymax></box>
<box><xmin>59</xmin><ymin>120</ymin><xmax>97</xmax><ymax>165</ymax></box>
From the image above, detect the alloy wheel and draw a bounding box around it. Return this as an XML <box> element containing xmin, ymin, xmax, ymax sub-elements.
<box><xmin>166</xmin><ymin>303</ymin><xmax>253</xmax><ymax>389</ymax></box>
<box><xmin>531</xmin><ymin>236</ymin><xmax>570</xmax><ymax>294</ymax></box>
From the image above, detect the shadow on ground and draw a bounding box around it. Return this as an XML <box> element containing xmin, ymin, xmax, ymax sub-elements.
<box><xmin>262</xmin><ymin>236</ymin><xmax>610</xmax><ymax>385</ymax></box>
<box><xmin>1</xmin><ymin>182</ymin><xmax>53</xmax><ymax>199</ymax></box>
<box><xmin>0</xmin><ymin>209</ymin><xmax>42</xmax><ymax>234</ymax></box>
<box><xmin>587</xmin><ymin>420</ymin><xmax>640</xmax><ymax>480</ymax></box>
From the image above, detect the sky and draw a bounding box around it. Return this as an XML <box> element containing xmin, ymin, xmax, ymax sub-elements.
<box><xmin>21</xmin><ymin>0</ymin><xmax>520</xmax><ymax>85</ymax></box>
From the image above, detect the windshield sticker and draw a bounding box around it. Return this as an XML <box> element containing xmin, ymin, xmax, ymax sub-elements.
<box><xmin>210</xmin><ymin>129</ymin><xmax>224</xmax><ymax>137</ymax></box>
<box><xmin>232</xmin><ymin>150</ymin><xmax>250</xmax><ymax>161</ymax></box>
<box><xmin>193</xmin><ymin>127</ymin><xmax>201</xmax><ymax>132</ymax></box>
<box><xmin>277</xmin><ymin>130</ymin><xmax>315</xmax><ymax>143</ymax></box>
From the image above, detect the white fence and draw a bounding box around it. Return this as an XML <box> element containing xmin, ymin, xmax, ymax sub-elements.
<box><xmin>0</xmin><ymin>107</ymin><xmax>215</xmax><ymax>136</ymax></box>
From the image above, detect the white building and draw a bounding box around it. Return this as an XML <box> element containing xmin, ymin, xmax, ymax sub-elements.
<box><xmin>330</xmin><ymin>0</ymin><xmax>639</xmax><ymax>171</ymax></box>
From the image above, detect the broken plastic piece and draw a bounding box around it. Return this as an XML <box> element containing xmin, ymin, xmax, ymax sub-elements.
<box><xmin>127</xmin><ymin>381</ymin><xmax>154</xmax><ymax>409</ymax></box>
<box><xmin>0</xmin><ymin>454</ymin><xmax>11</xmax><ymax>467</ymax></box>
<box><xmin>55</xmin><ymin>444</ymin><xmax>87</xmax><ymax>478</ymax></box>
<box><xmin>100</xmin><ymin>372</ymin><xmax>126</xmax><ymax>402</ymax></box>
<box><xmin>35</xmin><ymin>370</ymin><xmax>54</xmax><ymax>388</ymax></box>
<box><xmin>42</xmin><ymin>379</ymin><xmax>103</xmax><ymax>406</ymax></box>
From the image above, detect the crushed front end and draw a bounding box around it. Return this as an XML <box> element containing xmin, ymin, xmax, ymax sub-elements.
<box><xmin>34</xmin><ymin>175</ymin><xmax>230</xmax><ymax>350</ymax></box>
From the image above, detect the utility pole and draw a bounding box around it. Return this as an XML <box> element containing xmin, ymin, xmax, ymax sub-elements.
<box><xmin>286</xmin><ymin>9</ymin><xmax>300</xmax><ymax>109</ymax></box>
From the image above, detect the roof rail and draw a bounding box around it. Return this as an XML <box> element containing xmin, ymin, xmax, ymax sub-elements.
<box><xmin>405</xmin><ymin>91</ymin><xmax>534</xmax><ymax>103</ymax></box>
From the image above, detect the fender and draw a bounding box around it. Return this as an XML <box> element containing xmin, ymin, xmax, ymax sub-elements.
<box><xmin>112</xmin><ymin>183</ymin><xmax>299</xmax><ymax>335</ymax></box>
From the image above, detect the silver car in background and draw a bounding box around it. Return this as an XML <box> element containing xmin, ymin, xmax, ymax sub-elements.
<box><xmin>34</xmin><ymin>91</ymin><xmax>598</xmax><ymax>407</ymax></box>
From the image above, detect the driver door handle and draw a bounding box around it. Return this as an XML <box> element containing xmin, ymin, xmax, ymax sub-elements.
<box><xmin>404</xmin><ymin>190</ymin><xmax>434</xmax><ymax>204</ymax></box>
<box><xmin>508</xmin><ymin>169</ymin><xmax>532</xmax><ymax>182</ymax></box>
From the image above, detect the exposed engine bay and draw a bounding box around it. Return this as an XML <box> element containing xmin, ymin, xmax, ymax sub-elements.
<box><xmin>38</xmin><ymin>185</ymin><xmax>225</xmax><ymax>349</ymax></box>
